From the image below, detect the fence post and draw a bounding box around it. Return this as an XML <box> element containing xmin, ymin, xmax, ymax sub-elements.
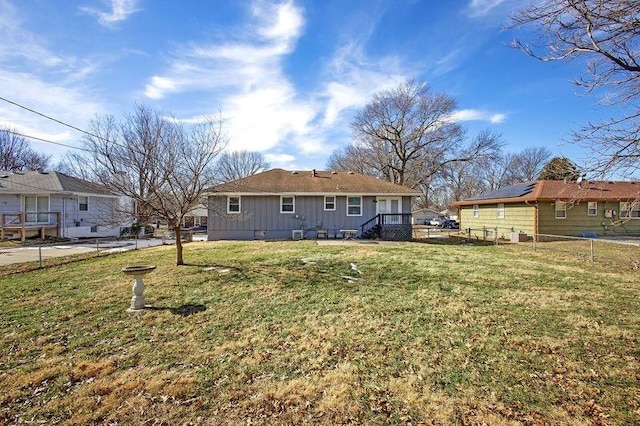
<box><xmin>467</xmin><ymin>228</ymin><xmax>471</xmax><ymax>245</ymax></box>
<box><xmin>495</xmin><ymin>227</ymin><xmax>498</xmax><ymax>246</ymax></box>
<box><xmin>590</xmin><ymin>239</ymin><xmax>594</xmax><ymax>262</ymax></box>
<box><xmin>483</xmin><ymin>226</ymin><xmax>486</xmax><ymax>242</ymax></box>
<box><xmin>533</xmin><ymin>235</ymin><xmax>537</xmax><ymax>252</ymax></box>
<box><xmin>39</xmin><ymin>246</ymin><xmax>43</xmax><ymax>268</ymax></box>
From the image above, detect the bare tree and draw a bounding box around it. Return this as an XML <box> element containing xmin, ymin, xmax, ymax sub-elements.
<box><xmin>510</xmin><ymin>1</ymin><xmax>640</xmax><ymax>176</ymax></box>
<box><xmin>64</xmin><ymin>105</ymin><xmax>226</xmax><ymax>265</ymax></box>
<box><xmin>538</xmin><ymin>156</ymin><xmax>581</xmax><ymax>181</ymax></box>
<box><xmin>330</xmin><ymin>80</ymin><xmax>503</xmax><ymax>203</ymax></box>
<box><xmin>215</xmin><ymin>151</ymin><xmax>269</xmax><ymax>183</ymax></box>
<box><xmin>0</xmin><ymin>128</ymin><xmax>50</xmax><ymax>171</ymax></box>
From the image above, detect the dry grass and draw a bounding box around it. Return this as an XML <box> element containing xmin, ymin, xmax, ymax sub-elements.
<box><xmin>0</xmin><ymin>240</ymin><xmax>638</xmax><ymax>424</ymax></box>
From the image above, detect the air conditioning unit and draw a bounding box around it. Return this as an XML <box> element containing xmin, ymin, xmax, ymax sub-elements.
<box><xmin>292</xmin><ymin>230</ymin><xmax>303</xmax><ymax>240</ymax></box>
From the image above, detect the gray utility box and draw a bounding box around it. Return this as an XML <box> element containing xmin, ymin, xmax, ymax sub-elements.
<box><xmin>510</xmin><ymin>232</ymin><xmax>528</xmax><ymax>243</ymax></box>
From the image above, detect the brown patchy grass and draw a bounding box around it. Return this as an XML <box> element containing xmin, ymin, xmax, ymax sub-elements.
<box><xmin>0</xmin><ymin>240</ymin><xmax>638</xmax><ymax>424</ymax></box>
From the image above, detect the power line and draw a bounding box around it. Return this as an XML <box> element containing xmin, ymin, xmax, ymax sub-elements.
<box><xmin>5</xmin><ymin>129</ymin><xmax>92</xmax><ymax>153</ymax></box>
<box><xmin>0</xmin><ymin>95</ymin><xmax>113</xmax><ymax>143</ymax></box>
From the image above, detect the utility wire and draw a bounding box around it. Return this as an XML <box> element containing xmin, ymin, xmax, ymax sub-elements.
<box><xmin>0</xmin><ymin>95</ymin><xmax>113</xmax><ymax>143</ymax></box>
<box><xmin>5</xmin><ymin>129</ymin><xmax>92</xmax><ymax>153</ymax></box>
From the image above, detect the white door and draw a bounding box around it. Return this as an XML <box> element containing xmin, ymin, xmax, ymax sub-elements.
<box><xmin>377</xmin><ymin>197</ymin><xmax>401</xmax><ymax>224</ymax></box>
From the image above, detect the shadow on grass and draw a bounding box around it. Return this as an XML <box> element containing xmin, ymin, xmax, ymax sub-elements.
<box><xmin>146</xmin><ymin>303</ymin><xmax>207</xmax><ymax>317</ymax></box>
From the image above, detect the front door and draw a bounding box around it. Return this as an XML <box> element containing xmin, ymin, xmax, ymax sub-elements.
<box><xmin>377</xmin><ymin>197</ymin><xmax>401</xmax><ymax>224</ymax></box>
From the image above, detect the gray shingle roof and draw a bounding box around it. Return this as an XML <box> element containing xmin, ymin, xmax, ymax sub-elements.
<box><xmin>0</xmin><ymin>171</ymin><xmax>114</xmax><ymax>196</ymax></box>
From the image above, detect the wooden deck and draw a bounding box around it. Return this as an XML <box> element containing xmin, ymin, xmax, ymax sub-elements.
<box><xmin>1</xmin><ymin>212</ymin><xmax>61</xmax><ymax>241</ymax></box>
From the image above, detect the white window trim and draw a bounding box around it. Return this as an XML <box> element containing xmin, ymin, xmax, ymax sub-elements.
<box><xmin>497</xmin><ymin>203</ymin><xmax>504</xmax><ymax>219</ymax></box>
<box><xmin>23</xmin><ymin>195</ymin><xmax>50</xmax><ymax>224</ymax></box>
<box><xmin>620</xmin><ymin>201</ymin><xmax>640</xmax><ymax>219</ymax></box>
<box><xmin>280</xmin><ymin>195</ymin><xmax>295</xmax><ymax>214</ymax></box>
<box><xmin>324</xmin><ymin>195</ymin><xmax>336</xmax><ymax>211</ymax></box>
<box><xmin>79</xmin><ymin>196</ymin><xmax>89</xmax><ymax>212</ymax></box>
<box><xmin>555</xmin><ymin>201</ymin><xmax>567</xmax><ymax>219</ymax></box>
<box><xmin>227</xmin><ymin>196</ymin><xmax>241</xmax><ymax>214</ymax></box>
<box><xmin>346</xmin><ymin>196</ymin><xmax>362</xmax><ymax>217</ymax></box>
<box><xmin>587</xmin><ymin>201</ymin><xmax>597</xmax><ymax>217</ymax></box>
<box><xmin>473</xmin><ymin>204</ymin><xmax>479</xmax><ymax>218</ymax></box>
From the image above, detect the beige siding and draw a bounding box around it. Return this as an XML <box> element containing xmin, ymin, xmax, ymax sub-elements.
<box><xmin>538</xmin><ymin>201</ymin><xmax>640</xmax><ymax>236</ymax></box>
<box><xmin>459</xmin><ymin>203</ymin><xmax>535</xmax><ymax>237</ymax></box>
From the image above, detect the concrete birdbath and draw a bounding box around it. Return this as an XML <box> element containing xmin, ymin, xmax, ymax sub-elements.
<box><xmin>122</xmin><ymin>265</ymin><xmax>157</xmax><ymax>311</ymax></box>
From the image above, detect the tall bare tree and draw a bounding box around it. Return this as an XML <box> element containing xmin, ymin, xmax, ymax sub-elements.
<box><xmin>0</xmin><ymin>128</ymin><xmax>50</xmax><ymax>171</ymax></box>
<box><xmin>510</xmin><ymin>1</ymin><xmax>640</xmax><ymax>176</ymax></box>
<box><xmin>62</xmin><ymin>105</ymin><xmax>226</xmax><ymax>265</ymax></box>
<box><xmin>329</xmin><ymin>80</ymin><xmax>502</xmax><ymax>205</ymax></box>
<box><xmin>215</xmin><ymin>150</ymin><xmax>269</xmax><ymax>183</ymax></box>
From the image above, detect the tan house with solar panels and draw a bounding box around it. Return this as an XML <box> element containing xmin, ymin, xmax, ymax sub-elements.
<box><xmin>207</xmin><ymin>168</ymin><xmax>420</xmax><ymax>240</ymax></box>
<box><xmin>453</xmin><ymin>180</ymin><xmax>640</xmax><ymax>239</ymax></box>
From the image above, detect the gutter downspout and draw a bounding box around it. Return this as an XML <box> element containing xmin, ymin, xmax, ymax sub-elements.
<box><xmin>525</xmin><ymin>200</ymin><xmax>538</xmax><ymax>240</ymax></box>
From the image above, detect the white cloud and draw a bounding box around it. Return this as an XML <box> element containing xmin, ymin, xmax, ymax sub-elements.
<box><xmin>80</xmin><ymin>0</ymin><xmax>140</xmax><ymax>28</ymax></box>
<box><xmin>448</xmin><ymin>108</ymin><xmax>507</xmax><ymax>124</ymax></box>
<box><xmin>467</xmin><ymin>0</ymin><xmax>508</xmax><ymax>17</ymax></box>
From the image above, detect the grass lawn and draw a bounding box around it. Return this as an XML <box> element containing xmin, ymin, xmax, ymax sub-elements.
<box><xmin>0</xmin><ymin>240</ymin><xmax>638</xmax><ymax>424</ymax></box>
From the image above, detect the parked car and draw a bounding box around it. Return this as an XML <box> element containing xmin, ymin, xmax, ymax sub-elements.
<box><xmin>441</xmin><ymin>219</ymin><xmax>459</xmax><ymax>229</ymax></box>
<box><xmin>428</xmin><ymin>217</ymin><xmax>442</xmax><ymax>226</ymax></box>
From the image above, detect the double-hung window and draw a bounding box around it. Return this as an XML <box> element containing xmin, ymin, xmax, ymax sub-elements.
<box><xmin>324</xmin><ymin>196</ymin><xmax>336</xmax><ymax>211</ymax></box>
<box><xmin>497</xmin><ymin>203</ymin><xmax>504</xmax><ymax>219</ymax></box>
<box><xmin>473</xmin><ymin>204</ymin><xmax>479</xmax><ymax>218</ymax></box>
<box><xmin>227</xmin><ymin>196</ymin><xmax>241</xmax><ymax>214</ymax></box>
<box><xmin>79</xmin><ymin>196</ymin><xmax>89</xmax><ymax>212</ymax></box>
<box><xmin>347</xmin><ymin>196</ymin><xmax>362</xmax><ymax>216</ymax></box>
<box><xmin>281</xmin><ymin>196</ymin><xmax>295</xmax><ymax>213</ymax></box>
<box><xmin>587</xmin><ymin>202</ymin><xmax>597</xmax><ymax>216</ymax></box>
<box><xmin>620</xmin><ymin>202</ymin><xmax>640</xmax><ymax>218</ymax></box>
<box><xmin>555</xmin><ymin>201</ymin><xmax>567</xmax><ymax>219</ymax></box>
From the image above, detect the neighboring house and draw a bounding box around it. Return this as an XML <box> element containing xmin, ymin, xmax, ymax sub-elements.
<box><xmin>183</xmin><ymin>204</ymin><xmax>208</xmax><ymax>229</ymax></box>
<box><xmin>453</xmin><ymin>180</ymin><xmax>640</xmax><ymax>238</ymax></box>
<box><xmin>411</xmin><ymin>208</ymin><xmax>440</xmax><ymax>225</ymax></box>
<box><xmin>0</xmin><ymin>171</ymin><xmax>126</xmax><ymax>240</ymax></box>
<box><xmin>207</xmin><ymin>168</ymin><xmax>420</xmax><ymax>241</ymax></box>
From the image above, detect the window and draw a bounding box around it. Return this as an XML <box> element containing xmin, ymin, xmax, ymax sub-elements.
<box><xmin>620</xmin><ymin>202</ymin><xmax>640</xmax><ymax>218</ymax></box>
<box><xmin>79</xmin><ymin>196</ymin><xmax>89</xmax><ymax>211</ymax></box>
<box><xmin>587</xmin><ymin>202</ymin><xmax>597</xmax><ymax>217</ymax></box>
<box><xmin>555</xmin><ymin>201</ymin><xmax>567</xmax><ymax>219</ymax></box>
<box><xmin>24</xmin><ymin>196</ymin><xmax>49</xmax><ymax>223</ymax></box>
<box><xmin>473</xmin><ymin>204</ymin><xmax>479</xmax><ymax>218</ymax></box>
<box><xmin>347</xmin><ymin>196</ymin><xmax>362</xmax><ymax>216</ymax></box>
<box><xmin>497</xmin><ymin>203</ymin><xmax>504</xmax><ymax>219</ymax></box>
<box><xmin>227</xmin><ymin>196</ymin><xmax>241</xmax><ymax>214</ymax></box>
<box><xmin>324</xmin><ymin>196</ymin><xmax>336</xmax><ymax>211</ymax></box>
<box><xmin>281</xmin><ymin>196</ymin><xmax>295</xmax><ymax>213</ymax></box>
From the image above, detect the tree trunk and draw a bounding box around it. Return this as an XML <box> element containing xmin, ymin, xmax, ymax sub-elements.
<box><xmin>174</xmin><ymin>223</ymin><xmax>184</xmax><ymax>266</ymax></box>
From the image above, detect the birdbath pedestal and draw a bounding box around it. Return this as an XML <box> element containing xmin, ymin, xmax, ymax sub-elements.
<box><xmin>122</xmin><ymin>265</ymin><xmax>157</xmax><ymax>311</ymax></box>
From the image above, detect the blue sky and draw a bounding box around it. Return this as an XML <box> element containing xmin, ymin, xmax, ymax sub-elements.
<box><xmin>0</xmin><ymin>0</ymin><xmax>608</xmax><ymax>170</ymax></box>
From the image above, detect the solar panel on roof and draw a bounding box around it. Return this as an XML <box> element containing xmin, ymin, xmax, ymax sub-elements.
<box><xmin>466</xmin><ymin>182</ymin><xmax>536</xmax><ymax>201</ymax></box>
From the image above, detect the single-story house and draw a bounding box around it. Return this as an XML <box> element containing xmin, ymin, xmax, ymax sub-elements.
<box><xmin>453</xmin><ymin>180</ymin><xmax>640</xmax><ymax>238</ymax></box>
<box><xmin>411</xmin><ymin>207</ymin><xmax>440</xmax><ymax>225</ymax></box>
<box><xmin>207</xmin><ymin>168</ymin><xmax>420</xmax><ymax>240</ymax></box>
<box><xmin>0</xmin><ymin>171</ymin><xmax>127</xmax><ymax>240</ymax></box>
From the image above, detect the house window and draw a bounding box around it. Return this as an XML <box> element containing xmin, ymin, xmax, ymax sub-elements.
<box><xmin>79</xmin><ymin>196</ymin><xmax>89</xmax><ymax>212</ymax></box>
<box><xmin>281</xmin><ymin>196</ymin><xmax>295</xmax><ymax>213</ymax></box>
<box><xmin>473</xmin><ymin>204</ymin><xmax>479</xmax><ymax>218</ymax></box>
<box><xmin>555</xmin><ymin>201</ymin><xmax>567</xmax><ymax>219</ymax></box>
<box><xmin>227</xmin><ymin>196</ymin><xmax>241</xmax><ymax>214</ymax></box>
<box><xmin>620</xmin><ymin>202</ymin><xmax>640</xmax><ymax>218</ymax></box>
<box><xmin>497</xmin><ymin>203</ymin><xmax>505</xmax><ymax>219</ymax></box>
<box><xmin>347</xmin><ymin>196</ymin><xmax>362</xmax><ymax>216</ymax></box>
<box><xmin>324</xmin><ymin>196</ymin><xmax>336</xmax><ymax>211</ymax></box>
<box><xmin>24</xmin><ymin>196</ymin><xmax>49</xmax><ymax>223</ymax></box>
<box><xmin>587</xmin><ymin>202</ymin><xmax>597</xmax><ymax>216</ymax></box>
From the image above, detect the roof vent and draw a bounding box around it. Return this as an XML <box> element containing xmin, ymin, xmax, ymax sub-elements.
<box><xmin>291</xmin><ymin>171</ymin><xmax>299</xmax><ymax>175</ymax></box>
<box><xmin>331</xmin><ymin>171</ymin><xmax>337</xmax><ymax>174</ymax></box>
<box><xmin>311</xmin><ymin>169</ymin><xmax>317</xmax><ymax>177</ymax></box>
<box><xmin>347</xmin><ymin>171</ymin><xmax>354</xmax><ymax>174</ymax></box>
<box><xmin>38</xmin><ymin>171</ymin><xmax>49</xmax><ymax>174</ymax></box>
<box><xmin>0</xmin><ymin>174</ymin><xmax>8</xmax><ymax>178</ymax></box>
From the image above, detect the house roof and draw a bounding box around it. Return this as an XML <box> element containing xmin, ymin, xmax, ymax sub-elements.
<box><xmin>208</xmin><ymin>168</ymin><xmax>421</xmax><ymax>196</ymax></box>
<box><xmin>453</xmin><ymin>180</ymin><xmax>640</xmax><ymax>206</ymax></box>
<box><xmin>0</xmin><ymin>171</ymin><xmax>115</xmax><ymax>196</ymax></box>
